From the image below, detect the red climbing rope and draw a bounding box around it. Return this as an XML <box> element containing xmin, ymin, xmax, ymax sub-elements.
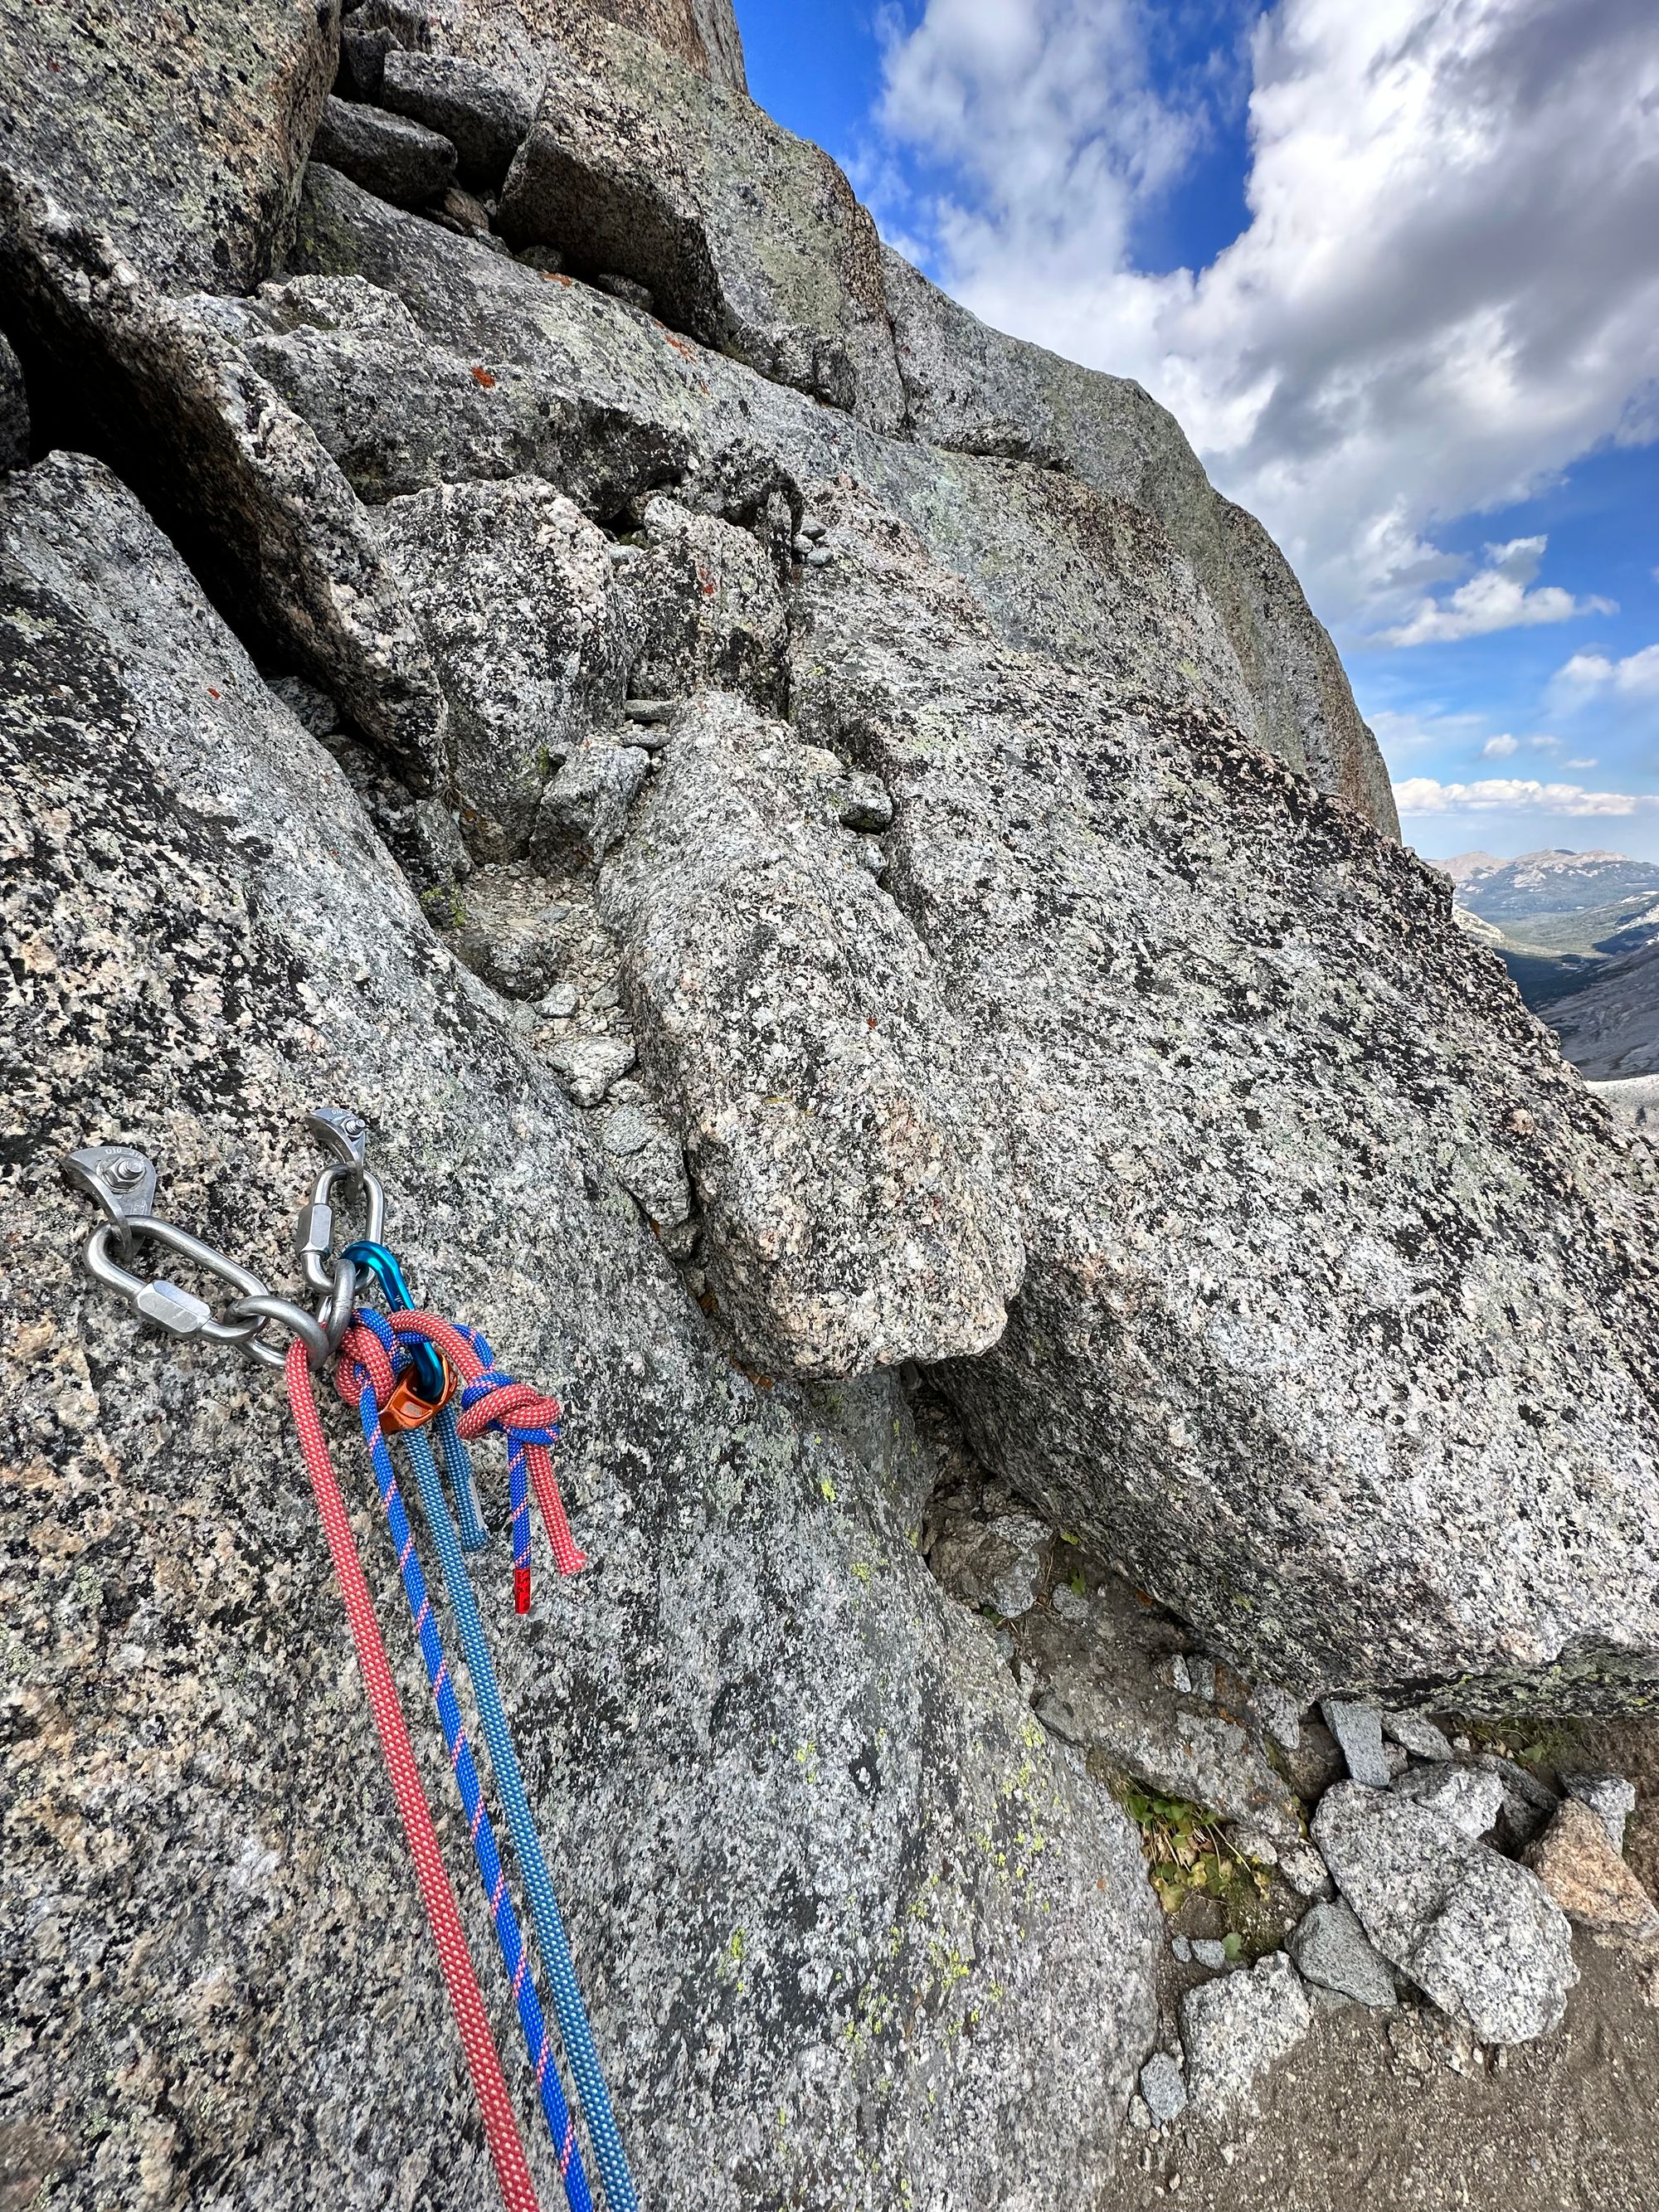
<box><xmin>283</xmin><ymin>1340</ymin><xmax>542</xmax><ymax>2212</ymax></box>
<box><xmin>392</xmin><ymin>1309</ymin><xmax>586</xmax><ymax>1589</ymax></box>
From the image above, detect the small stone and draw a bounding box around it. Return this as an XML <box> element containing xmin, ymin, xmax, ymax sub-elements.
<box><xmin>1225</xmin><ymin>1825</ymin><xmax>1279</xmax><ymax>1868</ymax></box>
<box><xmin>1391</xmin><ymin>1763</ymin><xmax>1504</xmax><ymax>1840</ymax></box>
<box><xmin>1250</xmin><ymin>1681</ymin><xmax>1301</xmax><ymax>1752</ymax></box>
<box><xmin>514</xmin><ymin>241</ymin><xmax>565</xmax><ymax>274</ymax></box>
<box><xmin>1321</xmin><ymin>1699</ymin><xmax>1390</xmax><ymax>1787</ymax></box>
<box><xmin>547</xmin><ymin>1034</ymin><xmax>635</xmax><ymax>1107</ymax></box>
<box><xmin>267</xmin><ymin>672</ymin><xmax>341</xmax><ymax>739</ymax></box>
<box><xmin>806</xmin><ymin>546</ymin><xmax>833</xmax><ymax>567</ymax></box>
<box><xmin>537</xmin><ymin>982</ymin><xmax>579</xmax><ymax>1020</ymax></box>
<box><xmin>623</xmin><ymin>698</ymin><xmax>676</xmax><ymax>726</ymax></box>
<box><xmin>1287</xmin><ymin>1899</ymin><xmax>1396</xmax><ymax>2009</ymax></box>
<box><xmin>1474</xmin><ymin>1755</ymin><xmax>1559</xmax><ymax>1848</ymax></box>
<box><xmin>800</xmin><ymin>518</ymin><xmax>826</xmax><ymax>540</ymax></box>
<box><xmin>1278</xmin><ymin>1842</ymin><xmax>1334</xmax><ymax>1900</ymax></box>
<box><xmin>1139</xmin><ymin>2050</ymin><xmax>1188</xmax><ymax>2126</ymax></box>
<box><xmin>594</xmin><ymin>271</ymin><xmax>657</xmax><ymax>313</ymax></box>
<box><xmin>1384</xmin><ymin>1742</ymin><xmax>1410</xmax><ymax>1779</ymax></box>
<box><xmin>792</xmin><ymin>534</ymin><xmax>814</xmax><ymax>558</ymax></box>
<box><xmin>1559</xmin><ymin>1772</ymin><xmax>1637</xmax><ymax>1855</ymax></box>
<box><xmin>1381</xmin><ymin>1711</ymin><xmax>1454</xmax><ymax>1762</ymax></box>
<box><xmin>1525</xmin><ymin>1798</ymin><xmax>1659</xmax><ymax>1938</ymax></box>
<box><xmin>837</xmin><ymin>771</ymin><xmax>893</xmax><ymax>834</ymax></box>
<box><xmin>1190</xmin><ymin>1938</ymin><xmax>1229</xmax><ymax>1971</ymax></box>
<box><xmin>311</xmin><ymin>95</ymin><xmax>457</xmax><ymax>208</ymax></box>
<box><xmin>1050</xmin><ymin>1582</ymin><xmax>1089</xmax><ymax>1623</ymax></box>
<box><xmin>1170</xmin><ymin>1936</ymin><xmax>1193</xmax><ymax>1964</ymax></box>
<box><xmin>1179</xmin><ymin>1952</ymin><xmax>1311</xmax><ymax>2116</ymax></box>
<box><xmin>1126</xmin><ymin>2094</ymin><xmax>1152</xmax><ymax>2132</ymax></box>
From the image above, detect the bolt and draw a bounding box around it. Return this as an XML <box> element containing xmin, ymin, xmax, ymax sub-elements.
<box><xmin>341</xmin><ymin>1115</ymin><xmax>364</xmax><ymax>1136</ymax></box>
<box><xmin>106</xmin><ymin>1158</ymin><xmax>144</xmax><ymax>1189</ymax></box>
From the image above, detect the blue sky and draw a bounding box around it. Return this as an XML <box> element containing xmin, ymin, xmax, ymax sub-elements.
<box><xmin>737</xmin><ymin>0</ymin><xmax>1659</xmax><ymax>862</ymax></box>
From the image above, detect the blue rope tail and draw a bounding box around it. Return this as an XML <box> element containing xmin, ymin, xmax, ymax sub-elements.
<box><xmin>401</xmin><ymin>1413</ymin><xmax>640</xmax><ymax>2212</ymax></box>
<box><xmin>431</xmin><ymin>1398</ymin><xmax>489</xmax><ymax>1553</ymax></box>
<box><xmin>349</xmin><ymin>1319</ymin><xmax>595</xmax><ymax>2212</ymax></box>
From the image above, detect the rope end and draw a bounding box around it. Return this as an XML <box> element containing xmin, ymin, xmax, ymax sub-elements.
<box><xmin>514</xmin><ymin>1567</ymin><xmax>531</xmax><ymax>1616</ymax></box>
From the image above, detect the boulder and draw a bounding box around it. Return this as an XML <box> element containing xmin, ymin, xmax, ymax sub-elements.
<box><xmin>0</xmin><ymin>182</ymin><xmax>449</xmax><ymax>785</ymax></box>
<box><xmin>0</xmin><ymin>0</ymin><xmax>336</xmax><ymax>292</ymax></box>
<box><xmin>538</xmin><ymin>735</ymin><xmax>651</xmax><ymax>861</ymax></box>
<box><xmin>498</xmin><ymin>16</ymin><xmax>907</xmax><ymax>430</ymax></box>
<box><xmin>790</xmin><ymin>482</ymin><xmax>1659</xmax><ymax>1707</ymax></box>
<box><xmin>1525</xmin><ymin>1799</ymin><xmax>1659</xmax><ymax>1939</ymax></box>
<box><xmin>1179</xmin><ymin>1952</ymin><xmax>1312</xmax><ymax>2116</ymax></box>
<box><xmin>1314</xmin><ymin>1782</ymin><xmax>1576</xmax><ymax>2043</ymax></box>
<box><xmin>380</xmin><ymin>51</ymin><xmax>536</xmax><ymax>189</ymax></box>
<box><xmin>374</xmin><ymin>475</ymin><xmax>627</xmax><ymax>854</ymax></box>
<box><xmin>602</xmin><ymin>693</ymin><xmax>1024</xmax><ymax>1377</ymax></box>
<box><xmin>312</xmin><ymin>94</ymin><xmax>460</xmax><ymax>208</ymax></box>
<box><xmin>0</xmin><ymin>447</ymin><xmax>1159</xmax><ymax>2210</ymax></box>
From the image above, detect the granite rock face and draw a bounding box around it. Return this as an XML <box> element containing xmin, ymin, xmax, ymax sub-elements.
<box><xmin>375</xmin><ymin>474</ymin><xmax>626</xmax><ymax>854</ymax></box>
<box><xmin>601</xmin><ymin>692</ymin><xmax>1024</xmax><ymax>1375</ymax></box>
<box><xmin>878</xmin><ymin>248</ymin><xmax>1398</xmax><ymax>836</ymax></box>
<box><xmin>791</xmin><ymin>484</ymin><xmax>1659</xmax><ymax>1704</ymax></box>
<box><xmin>0</xmin><ymin>0</ymin><xmax>338</xmax><ymax>292</ymax></box>
<box><xmin>1314</xmin><ymin>1782</ymin><xmax>1576</xmax><ymax>2043</ymax></box>
<box><xmin>420</xmin><ymin>0</ymin><xmax>748</xmax><ymax>95</ymax></box>
<box><xmin>0</xmin><ymin>183</ymin><xmax>449</xmax><ymax>783</ymax></box>
<box><xmin>499</xmin><ymin>16</ymin><xmax>907</xmax><ymax>430</ymax></box>
<box><xmin>0</xmin><ymin>450</ymin><xmax>1159</xmax><ymax>2211</ymax></box>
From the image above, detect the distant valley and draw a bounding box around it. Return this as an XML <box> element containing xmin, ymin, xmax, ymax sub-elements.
<box><xmin>1438</xmin><ymin>848</ymin><xmax>1659</xmax><ymax>1082</ymax></box>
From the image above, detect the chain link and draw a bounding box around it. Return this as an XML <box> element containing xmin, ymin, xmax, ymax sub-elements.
<box><xmin>64</xmin><ymin>1110</ymin><xmax>380</xmax><ymax>1370</ymax></box>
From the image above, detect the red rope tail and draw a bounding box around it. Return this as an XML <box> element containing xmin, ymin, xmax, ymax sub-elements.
<box><xmin>283</xmin><ymin>1343</ymin><xmax>541</xmax><ymax>2212</ymax></box>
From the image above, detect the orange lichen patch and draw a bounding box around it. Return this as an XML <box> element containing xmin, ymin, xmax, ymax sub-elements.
<box><xmin>469</xmin><ymin>365</ymin><xmax>498</xmax><ymax>388</ymax></box>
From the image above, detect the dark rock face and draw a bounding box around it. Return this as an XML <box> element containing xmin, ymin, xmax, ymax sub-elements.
<box><xmin>0</xmin><ymin>326</ymin><xmax>27</xmax><ymax>465</ymax></box>
<box><xmin>0</xmin><ymin>0</ymin><xmax>338</xmax><ymax>292</ymax></box>
<box><xmin>1</xmin><ymin>450</ymin><xmax>1158</xmax><ymax>2211</ymax></box>
<box><xmin>378</xmin><ymin>50</ymin><xmax>533</xmax><ymax>189</ymax></box>
<box><xmin>311</xmin><ymin>90</ymin><xmax>459</xmax><ymax>206</ymax></box>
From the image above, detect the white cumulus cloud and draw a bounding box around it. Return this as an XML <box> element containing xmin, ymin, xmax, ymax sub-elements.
<box><xmin>1385</xmin><ymin>537</ymin><xmax>1613</xmax><ymax>646</ymax></box>
<box><xmin>1393</xmin><ymin>776</ymin><xmax>1657</xmax><ymax>817</ymax></box>
<box><xmin>874</xmin><ymin>0</ymin><xmax>1659</xmax><ymax>634</ymax></box>
<box><xmin>1554</xmin><ymin>643</ymin><xmax>1659</xmax><ymax>698</ymax></box>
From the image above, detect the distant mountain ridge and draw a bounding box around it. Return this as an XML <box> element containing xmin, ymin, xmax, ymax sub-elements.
<box><xmin>1442</xmin><ymin>848</ymin><xmax>1659</xmax><ymax>921</ymax></box>
<box><xmin>1434</xmin><ymin>848</ymin><xmax>1659</xmax><ymax>1071</ymax></box>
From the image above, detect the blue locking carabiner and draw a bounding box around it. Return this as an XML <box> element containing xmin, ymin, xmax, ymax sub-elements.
<box><xmin>343</xmin><ymin>1239</ymin><xmax>448</xmax><ymax>1401</ymax></box>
